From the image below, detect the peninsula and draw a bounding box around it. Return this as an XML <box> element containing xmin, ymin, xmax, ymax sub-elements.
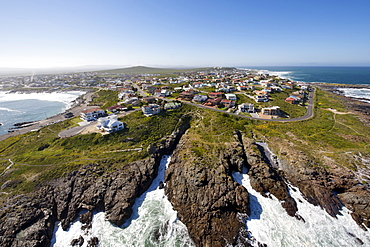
<box><xmin>0</xmin><ymin>67</ymin><xmax>369</xmax><ymax>246</ymax></box>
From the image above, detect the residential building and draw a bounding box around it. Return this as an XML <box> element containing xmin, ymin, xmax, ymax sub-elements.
<box><xmin>255</xmin><ymin>95</ymin><xmax>269</xmax><ymax>103</ymax></box>
<box><xmin>208</xmin><ymin>92</ymin><xmax>223</xmax><ymax>98</ymax></box>
<box><xmin>107</xmin><ymin>105</ymin><xmax>127</xmax><ymax>112</ymax></box>
<box><xmin>261</xmin><ymin>106</ymin><xmax>280</xmax><ymax>116</ymax></box>
<box><xmin>97</xmin><ymin>116</ymin><xmax>124</xmax><ymax>133</ymax></box>
<box><xmin>80</xmin><ymin>107</ymin><xmax>106</xmax><ymax>121</ymax></box>
<box><xmin>285</xmin><ymin>95</ymin><xmax>301</xmax><ymax>104</ymax></box>
<box><xmin>123</xmin><ymin>97</ymin><xmax>139</xmax><ymax>105</ymax></box>
<box><xmin>164</xmin><ymin>102</ymin><xmax>181</xmax><ymax>110</ymax></box>
<box><xmin>178</xmin><ymin>91</ymin><xmax>195</xmax><ymax>101</ymax></box>
<box><xmin>238</xmin><ymin>103</ymin><xmax>255</xmax><ymax>113</ymax></box>
<box><xmin>142</xmin><ymin>104</ymin><xmax>161</xmax><ymax>116</ymax></box>
<box><xmin>225</xmin><ymin>93</ymin><xmax>237</xmax><ymax>101</ymax></box>
<box><xmin>142</xmin><ymin>96</ymin><xmax>156</xmax><ymax>104</ymax></box>
<box><xmin>220</xmin><ymin>99</ymin><xmax>236</xmax><ymax>108</ymax></box>
<box><xmin>204</xmin><ymin>97</ymin><xmax>222</xmax><ymax>106</ymax></box>
<box><xmin>192</xmin><ymin>94</ymin><xmax>208</xmax><ymax>103</ymax></box>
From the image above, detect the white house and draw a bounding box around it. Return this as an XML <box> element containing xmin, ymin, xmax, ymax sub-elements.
<box><xmin>225</xmin><ymin>93</ymin><xmax>237</xmax><ymax>101</ymax></box>
<box><xmin>254</xmin><ymin>95</ymin><xmax>269</xmax><ymax>103</ymax></box>
<box><xmin>261</xmin><ymin>106</ymin><xmax>280</xmax><ymax>116</ymax></box>
<box><xmin>238</xmin><ymin>103</ymin><xmax>255</xmax><ymax>113</ymax></box>
<box><xmin>80</xmin><ymin>107</ymin><xmax>106</xmax><ymax>121</ymax></box>
<box><xmin>142</xmin><ymin>104</ymin><xmax>161</xmax><ymax>116</ymax></box>
<box><xmin>97</xmin><ymin>116</ymin><xmax>125</xmax><ymax>133</ymax></box>
<box><xmin>192</xmin><ymin>94</ymin><xmax>208</xmax><ymax>103</ymax></box>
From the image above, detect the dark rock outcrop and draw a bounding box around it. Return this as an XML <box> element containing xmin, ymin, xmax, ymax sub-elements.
<box><xmin>0</xmin><ymin>117</ymin><xmax>191</xmax><ymax>247</ymax></box>
<box><xmin>165</xmin><ymin>134</ymin><xmax>250</xmax><ymax>247</ymax></box>
<box><xmin>241</xmin><ymin>137</ymin><xmax>299</xmax><ymax>217</ymax></box>
<box><xmin>271</xmin><ymin>137</ymin><xmax>370</xmax><ymax>229</ymax></box>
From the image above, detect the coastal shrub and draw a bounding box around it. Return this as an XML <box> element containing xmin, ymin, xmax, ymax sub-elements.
<box><xmin>37</xmin><ymin>143</ymin><xmax>50</xmax><ymax>151</ymax></box>
<box><xmin>89</xmin><ymin>90</ymin><xmax>118</xmax><ymax>109</ymax></box>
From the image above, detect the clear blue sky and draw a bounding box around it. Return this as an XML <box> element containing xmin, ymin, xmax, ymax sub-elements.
<box><xmin>1</xmin><ymin>0</ymin><xmax>370</xmax><ymax>68</ymax></box>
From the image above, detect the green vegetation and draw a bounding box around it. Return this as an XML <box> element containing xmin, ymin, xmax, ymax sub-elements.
<box><xmin>176</xmin><ymin>88</ymin><xmax>369</xmax><ymax>172</ymax></box>
<box><xmin>89</xmin><ymin>90</ymin><xmax>118</xmax><ymax>108</ymax></box>
<box><xmin>1</xmin><ymin>86</ymin><xmax>369</xmax><ymax>197</ymax></box>
<box><xmin>252</xmin><ymin>88</ymin><xmax>370</xmax><ymax>169</ymax></box>
<box><xmin>0</xmin><ymin>102</ymin><xmax>192</xmax><ymax>196</ymax></box>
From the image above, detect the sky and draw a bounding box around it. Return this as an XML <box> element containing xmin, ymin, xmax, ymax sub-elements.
<box><xmin>1</xmin><ymin>0</ymin><xmax>370</xmax><ymax>68</ymax></box>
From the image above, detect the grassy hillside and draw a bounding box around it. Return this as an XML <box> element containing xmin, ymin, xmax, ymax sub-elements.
<box><xmin>1</xmin><ymin>87</ymin><xmax>369</xmax><ymax>198</ymax></box>
<box><xmin>0</xmin><ymin>105</ymin><xmax>193</xmax><ymax>197</ymax></box>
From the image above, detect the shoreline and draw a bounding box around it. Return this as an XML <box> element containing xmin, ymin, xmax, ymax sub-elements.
<box><xmin>1</xmin><ymin>81</ymin><xmax>370</xmax><ymax>141</ymax></box>
<box><xmin>315</xmin><ymin>83</ymin><xmax>370</xmax><ymax>126</ymax></box>
<box><xmin>0</xmin><ymin>91</ymin><xmax>95</xmax><ymax>141</ymax></box>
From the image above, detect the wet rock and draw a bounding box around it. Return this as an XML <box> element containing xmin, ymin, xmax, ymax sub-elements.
<box><xmin>165</xmin><ymin>136</ymin><xmax>250</xmax><ymax>247</ymax></box>
<box><xmin>242</xmin><ymin>137</ymin><xmax>298</xmax><ymax>217</ymax></box>
<box><xmin>158</xmin><ymin>181</ymin><xmax>165</xmax><ymax>189</ymax></box>
<box><xmin>0</xmin><ymin>118</ymin><xmax>191</xmax><ymax>247</ymax></box>
<box><xmin>87</xmin><ymin>236</ymin><xmax>99</xmax><ymax>247</ymax></box>
<box><xmin>71</xmin><ymin>235</ymin><xmax>84</xmax><ymax>246</ymax></box>
<box><xmin>268</xmin><ymin>136</ymin><xmax>370</xmax><ymax>229</ymax></box>
<box><xmin>79</xmin><ymin>211</ymin><xmax>92</xmax><ymax>225</ymax></box>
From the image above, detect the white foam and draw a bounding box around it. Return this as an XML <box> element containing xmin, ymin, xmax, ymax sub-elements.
<box><xmin>337</xmin><ymin>88</ymin><xmax>370</xmax><ymax>103</ymax></box>
<box><xmin>232</xmin><ymin>169</ymin><xmax>370</xmax><ymax>247</ymax></box>
<box><xmin>51</xmin><ymin>156</ymin><xmax>194</xmax><ymax>247</ymax></box>
<box><xmin>0</xmin><ymin>91</ymin><xmax>85</xmax><ymax>104</ymax></box>
<box><xmin>0</xmin><ymin>107</ymin><xmax>21</xmax><ymax>112</ymax></box>
<box><xmin>255</xmin><ymin>69</ymin><xmax>293</xmax><ymax>80</ymax></box>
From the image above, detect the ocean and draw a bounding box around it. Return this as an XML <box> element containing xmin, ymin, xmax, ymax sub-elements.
<box><xmin>244</xmin><ymin>66</ymin><xmax>370</xmax><ymax>103</ymax></box>
<box><xmin>2</xmin><ymin>68</ymin><xmax>370</xmax><ymax>246</ymax></box>
<box><xmin>51</xmin><ymin>156</ymin><xmax>195</xmax><ymax>247</ymax></box>
<box><xmin>0</xmin><ymin>91</ymin><xmax>85</xmax><ymax>136</ymax></box>
<box><xmin>245</xmin><ymin>66</ymin><xmax>370</xmax><ymax>85</ymax></box>
<box><xmin>50</xmin><ymin>155</ymin><xmax>370</xmax><ymax>247</ymax></box>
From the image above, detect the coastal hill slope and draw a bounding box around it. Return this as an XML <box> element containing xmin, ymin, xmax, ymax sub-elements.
<box><xmin>0</xmin><ymin>87</ymin><xmax>370</xmax><ymax>246</ymax></box>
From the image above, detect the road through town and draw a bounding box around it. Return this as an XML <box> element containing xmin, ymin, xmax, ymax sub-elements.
<box><xmin>0</xmin><ymin>87</ymin><xmax>316</xmax><ymax>141</ymax></box>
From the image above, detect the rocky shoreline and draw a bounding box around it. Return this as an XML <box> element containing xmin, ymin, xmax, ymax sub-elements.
<box><xmin>0</xmin><ymin>84</ymin><xmax>370</xmax><ymax>246</ymax></box>
<box><xmin>315</xmin><ymin>83</ymin><xmax>370</xmax><ymax>125</ymax></box>
<box><xmin>0</xmin><ymin>116</ymin><xmax>191</xmax><ymax>246</ymax></box>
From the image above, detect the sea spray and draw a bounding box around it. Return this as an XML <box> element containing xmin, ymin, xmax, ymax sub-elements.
<box><xmin>232</xmin><ymin>168</ymin><xmax>370</xmax><ymax>247</ymax></box>
<box><xmin>51</xmin><ymin>155</ymin><xmax>195</xmax><ymax>247</ymax></box>
<box><xmin>337</xmin><ymin>88</ymin><xmax>370</xmax><ymax>103</ymax></box>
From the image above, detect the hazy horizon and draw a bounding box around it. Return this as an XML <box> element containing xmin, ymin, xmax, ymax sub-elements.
<box><xmin>1</xmin><ymin>0</ymin><xmax>370</xmax><ymax>69</ymax></box>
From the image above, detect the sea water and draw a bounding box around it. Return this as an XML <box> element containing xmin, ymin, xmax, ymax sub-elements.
<box><xmin>244</xmin><ymin>66</ymin><xmax>370</xmax><ymax>103</ymax></box>
<box><xmin>245</xmin><ymin>66</ymin><xmax>370</xmax><ymax>85</ymax></box>
<box><xmin>232</xmin><ymin>168</ymin><xmax>370</xmax><ymax>247</ymax></box>
<box><xmin>50</xmin><ymin>155</ymin><xmax>195</xmax><ymax>247</ymax></box>
<box><xmin>0</xmin><ymin>91</ymin><xmax>85</xmax><ymax>136</ymax></box>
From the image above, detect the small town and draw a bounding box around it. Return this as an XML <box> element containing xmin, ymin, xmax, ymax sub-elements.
<box><xmin>1</xmin><ymin>1</ymin><xmax>370</xmax><ymax>246</ymax></box>
<box><xmin>0</xmin><ymin>67</ymin><xmax>313</xmax><ymax>135</ymax></box>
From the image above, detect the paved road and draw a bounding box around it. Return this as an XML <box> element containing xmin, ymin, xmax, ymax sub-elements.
<box><xmin>58</xmin><ymin>108</ymin><xmax>140</xmax><ymax>138</ymax></box>
<box><xmin>176</xmin><ymin>87</ymin><xmax>316</xmax><ymax>122</ymax></box>
<box><xmin>0</xmin><ymin>87</ymin><xmax>316</xmax><ymax>141</ymax></box>
<box><xmin>135</xmin><ymin>83</ymin><xmax>316</xmax><ymax>122</ymax></box>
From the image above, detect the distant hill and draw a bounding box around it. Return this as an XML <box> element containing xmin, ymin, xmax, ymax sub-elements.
<box><xmin>96</xmin><ymin>66</ymin><xmax>215</xmax><ymax>75</ymax></box>
<box><xmin>0</xmin><ymin>65</ymin><xmax>121</xmax><ymax>77</ymax></box>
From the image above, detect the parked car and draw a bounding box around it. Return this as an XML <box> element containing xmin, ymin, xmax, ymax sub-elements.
<box><xmin>64</xmin><ymin>112</ymin><xmax>74</xmax><ymax>118</ymax></box>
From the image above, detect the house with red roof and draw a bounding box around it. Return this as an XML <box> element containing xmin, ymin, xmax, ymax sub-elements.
<box><xmin>80</xmin><ymin>107</ymin><xmax>106</xmax><ymax>121</ymax></box>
